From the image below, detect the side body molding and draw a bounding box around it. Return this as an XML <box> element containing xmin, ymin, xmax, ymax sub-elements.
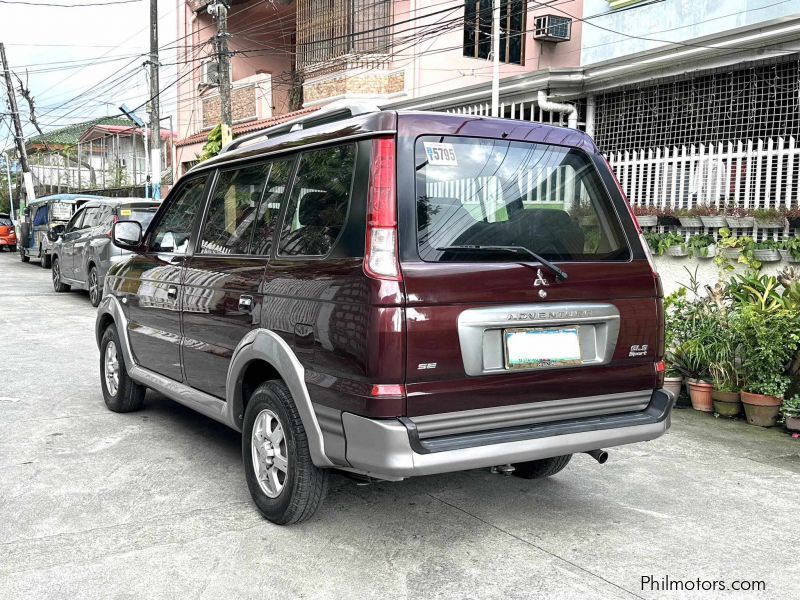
<box><xmin>226</xmin><ymin>329</ymin><xmax>335</xmax><ymax>468</ymax></box>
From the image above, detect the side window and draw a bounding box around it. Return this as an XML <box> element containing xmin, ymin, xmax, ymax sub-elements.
<box><xmin>66</xmin><ymin>209</ymin><xmax>85</xmax><ymax>232</ymax></box>
<box><xmin>250</xmin><ymin>158</ymin><xmax>294</xmax><ymax>256</ymax></box>
<box><xmin>198</xmin><ymin>164</ymin><xmax>271</xmax><ymax>255</ymax></box>
<box><xmin>33</xmin><ymin>205</ymin><xmax>49</xmax><ymax>226</ymax></box>
<box><xmin>82</xmin><ymin>208</ymin><xmax>101</xmax><ymax>229</ymax></box>
<box><xmin>150</xmin><ymin>176</ymin><xmax>208</xmax><ymax>254</ymax></box>
<box><xmin>98</xmin><ymin>205</ymin><xmax>114</xmax><ymax>229</ymax></box>
<box><xmin>277</xmin><ymin>144</ymin><xmax>355</xmax><ymax>257</ymax></box>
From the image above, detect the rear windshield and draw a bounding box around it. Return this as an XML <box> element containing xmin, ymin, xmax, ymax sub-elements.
<box><xmin>0</xmin><ymin>217</ymin><xmax>12</xmax><ymax>227</ymax></box>
<box><xmin>118</xmin><ymin>205</ymin><xmax>159</xmax><ymax>229</ymax></box>
<box><xmin>415</xmin><ymin>136</ymin><xmax>630</xmax><ymax>262</ymax></box>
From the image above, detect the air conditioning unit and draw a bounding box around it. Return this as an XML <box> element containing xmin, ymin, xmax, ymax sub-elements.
<box><xmin>201</xmin><ymin>61</ymin><xmax>220</xmax><ymax>86</ymax></box>
<box><xmin>533</xmin><ymin>15</ymin><xmax>572</xmax><ymax>42</ymax></box>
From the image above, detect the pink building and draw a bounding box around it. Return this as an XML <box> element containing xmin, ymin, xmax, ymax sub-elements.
<box><xmin>176</xmin><ymin>1</ymin><xmax>583</xmax><ymax>170</ymax></box>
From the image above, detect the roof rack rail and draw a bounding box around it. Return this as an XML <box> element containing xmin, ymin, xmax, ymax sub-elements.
<box><xmin>221</xmin><ymin>101</ymin><xmax>382</xmax><ymax>153</ymax></box>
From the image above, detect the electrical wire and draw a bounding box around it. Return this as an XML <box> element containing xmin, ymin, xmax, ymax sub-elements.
<box><xmin>0</xmin><ymin>0</ymin><xmax>141</xmax><ymax>6</ymax></box>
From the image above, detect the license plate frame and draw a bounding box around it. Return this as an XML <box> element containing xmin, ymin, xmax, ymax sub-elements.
<box><xmin>504</xmin><ymin>326</ymin><xmax>582</xmax><ymax>370</ymax></box>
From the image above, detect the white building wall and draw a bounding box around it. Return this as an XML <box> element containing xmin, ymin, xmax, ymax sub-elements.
<box><xmin>581</xmin><ymin>0</ymin><xmax>800</xmax><ymax>66</ymax></box>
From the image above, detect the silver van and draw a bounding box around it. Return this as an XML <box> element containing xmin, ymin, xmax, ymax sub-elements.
<box><xmin>50</xmin><ymin>198</ymin><xmax>160</xmax><ymax>306</ymax></box>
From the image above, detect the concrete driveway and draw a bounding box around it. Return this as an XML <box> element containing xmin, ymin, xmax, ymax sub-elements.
<box><xmin>0</xmin><ymin>251</ymin><xmax>798</xmax><ymax>600</ymax></box>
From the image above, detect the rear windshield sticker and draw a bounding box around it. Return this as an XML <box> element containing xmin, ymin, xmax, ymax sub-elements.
<box><xmin>423</xmin><ymin>142</ymin><xmax>458</xmax><ymax>166</ymax></box>
<box><xmin>119</xmin><ymin>209</ymin><xmax>132</xmax><ymax>216</ymax></box>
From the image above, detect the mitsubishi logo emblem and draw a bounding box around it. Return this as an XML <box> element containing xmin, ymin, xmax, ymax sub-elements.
<box><xmin>533</xmin><ymin>269</ymin><xmax>549</xmax><ymax>287</ymax></box>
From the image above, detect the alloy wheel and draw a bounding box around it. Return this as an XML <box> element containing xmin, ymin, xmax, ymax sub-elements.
<box><xmin>89</xmin><ymin>269</ymin><xmax>99</xmax><ymax>305</ymax></box>
<box><xmin>251</xmin><ymin>409</ymin><xmax>288</xmax><ymax>498</ymax></box>
<box><xmin>104</xmin><ymin>340</ymin><xmax>120</xmax><ymax>397</ymax></box>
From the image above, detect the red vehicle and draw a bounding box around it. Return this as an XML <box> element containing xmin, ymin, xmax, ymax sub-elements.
<box><xmin>0</xmin><ymin>213</ymin><xmax>16</xmax><ymax>252</ymax></box>
<box><xmin>96</xmin><ymin>105</ymin><xmax>671</xmax><ymax>525</ymax></box>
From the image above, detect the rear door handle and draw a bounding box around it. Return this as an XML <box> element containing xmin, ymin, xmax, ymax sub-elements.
<box><xmin>239</xmin><ymin>294</ymin><xmax>253</xmax><ymax>312</ymax></box>
<box><xmin>167</xmin><ymin>285</ymin><xmax>178</xmax><ymax>300</ymax></box>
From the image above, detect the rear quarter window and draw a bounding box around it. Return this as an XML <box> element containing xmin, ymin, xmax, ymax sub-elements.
<box><xmin>415</xmin><ymin>136</ymin><xmax>630</xmax><ymax>263</ymax></box>
<box><xmin>277</xmin><ymin>144</ymin><xmax>356</xmax><ymax>257</ymax></box>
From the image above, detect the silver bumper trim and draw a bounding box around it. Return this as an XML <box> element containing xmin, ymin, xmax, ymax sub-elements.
<box><xmin>343</xmin><ymin>391</ymin><xmax>671</xmax><ymax>479</ymax></box>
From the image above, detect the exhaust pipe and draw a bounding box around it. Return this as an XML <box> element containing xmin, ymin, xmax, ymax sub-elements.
<box><xmin>584</xmin><ymin>449</ymin><xmax>608</xmax><ymax>464</ymax></box>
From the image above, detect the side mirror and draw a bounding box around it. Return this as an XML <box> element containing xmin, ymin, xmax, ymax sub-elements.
<box><xmin>47</xmin><ymin>224</ymin><xmax>65</xmax><ymax>242</ymax></box>
<box><xmin>112</xmin><ymin>220</ymin><xmax>143</xmax><ymax>251</ymax></box>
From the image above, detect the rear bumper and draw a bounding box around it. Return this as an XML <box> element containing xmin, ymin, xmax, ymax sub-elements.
<box><xmin>341</xmin><ymin>389</ymin><xmax>672</xmax><ymax>479</ymax></box>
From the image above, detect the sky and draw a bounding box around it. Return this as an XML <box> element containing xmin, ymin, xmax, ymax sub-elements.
<box><xmin>0</xmin><ymin>0</ymin><xmax>178</xmax><ymax>149</ymax></box>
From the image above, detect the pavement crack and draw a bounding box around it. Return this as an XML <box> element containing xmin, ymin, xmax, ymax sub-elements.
<box><xmin>426</xmin><ymin>492</ymin><xmax>646</xmax><ymax>600</ymax></box>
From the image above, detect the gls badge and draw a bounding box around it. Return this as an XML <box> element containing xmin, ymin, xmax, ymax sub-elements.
<box><xmin>628</xmin><ymin>344</ymin><xmax>648</xmax><ymax>357</ymax></box>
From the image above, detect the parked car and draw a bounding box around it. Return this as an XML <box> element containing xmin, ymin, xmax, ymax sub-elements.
<box><xmin>96</xmin><ymin>105</ymin><xmax>672</xmax><ymax>525</ymax></box>
<box><xmin>0</xmin><ymin>213</ymin><xmax>16</xmax><ymax>251</ymax></box>
<box><xmin>50</xmin><ymin>198</ymin><xmax>161</xmax><ymax>306</ymax></box>
<box><xmin>18</xmin><ymin>194</ymin><xmax>105</xmax><ymax>267</ymax></box>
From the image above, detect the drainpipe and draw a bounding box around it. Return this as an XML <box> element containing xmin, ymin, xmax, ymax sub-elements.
<box><xmin>537</xmin><ymin>90</ymin><xmax>578</xmax><ymax>129</ymax></box>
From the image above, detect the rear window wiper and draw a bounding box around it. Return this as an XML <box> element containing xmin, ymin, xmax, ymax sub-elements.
<box><xmin>435</xmin><ymin>245</ymin><xmax>569</xmax><ymax>281</ymax></box>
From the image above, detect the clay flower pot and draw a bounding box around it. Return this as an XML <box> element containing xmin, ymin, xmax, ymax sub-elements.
<box><xmin>740</xmin><ymin>391</ymin><xmax>782</xmax><ymax>427</ymax></box>
<box><xmin>785</xmin><ymin>416</ymin><xmax>800</xmax><ymax>432</ymax></box>
<box><xmin>662</xmin><ymin>377</ymin><xmax>683</xmax><ymax>404</ymax></box>
<box><xmin>686</xmin><ymin>380</ymin><xmax>713</xmax><ymax>412</ymax></box>
<box><xmin>711</xmin><ymin>390</ymin><xmax>741</xmax><ymax>418</ymax></box>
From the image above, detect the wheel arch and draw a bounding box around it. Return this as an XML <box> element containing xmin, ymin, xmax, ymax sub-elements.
<box><xmin>226</xmin><ymin>329</ymin><xmax>334</xmax><ymax>468</ymax></box>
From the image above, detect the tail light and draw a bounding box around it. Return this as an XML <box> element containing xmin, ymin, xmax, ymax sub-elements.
<box><xmin>655</xmin><ymin>359</ymin><xmax>666</xmax><ymax>389</ymax></box>
<box><xmin>364</xmin><ymin>137</ymin><xmax>401</xmax><ymax>281</ymax></box>
<box><xmin>370</xmin><ymin>383</ymin><xmax>406</xmax><ymax>398</ymax></box>
<box><xmin>106</xmin><ymin>214</ymin><xmax>119</xmax><ymax>238</ymax></box>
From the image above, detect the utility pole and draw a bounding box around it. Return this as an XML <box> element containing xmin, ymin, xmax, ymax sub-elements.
<box><xmin>491</xmin><ymin>0</ymin><xmax>500</xmax><ymax>118</ymax></box>
<box><xmin>209</xmin><ymin>0</ymin><xmax>232</xmax><ymax>146</ymax></box>
<box><xmin>147</xmin><ymin>0</ymin><xmax>162</xmax><ymax>199</ymax></box>
<box><xmin>0</xmin><ymin>42</ymin><xmax>34</xmax><ymax>211</ymax></box>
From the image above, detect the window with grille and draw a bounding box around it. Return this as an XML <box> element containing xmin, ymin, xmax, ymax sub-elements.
<box><xmin>463</xmin><ymin>0</ymin><xmax>525</xmax><ymax>65</ymax></box>
<box><xmin>297</xmin><ymin>0</ymin><xmax>392</xmax><ymax>69</ymax></box>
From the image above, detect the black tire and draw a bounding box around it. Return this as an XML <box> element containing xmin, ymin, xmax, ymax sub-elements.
<box><xmin>9</xmin><ymin>245</ymin><xmax>15</xmax><ymax>252</ymax></box>
<box><xmin>88</xmin><ymin>265</ymin><xmax>102</xmax><ymax>307</ymax></box>
<box><xmin>52</xmin><ymin>256</ymin><xmax>71</xmax><ymax>292</ymax></box>
<box><xmin>20</xmin><ymin>251</ymin><xmax>29</xmax><ymax>263</ymax></box>
<box><xmin>40</xmin><ymin>250</ymin><xmax>51</xmax><ymax>269</ymax></box>
<box><xmin>242</xmin><ymin>380</ymin><xmax>329</xmax><ymax>525</ymax></box>
<box><xmin>100</xmin><ymin>325</ymin><xmax>145</xmax><ymax>413</ymax></box>
<box><xmin>512</xmin><ymin>454</ymin><xmax>573</xmax><ymax>479</ymax></box>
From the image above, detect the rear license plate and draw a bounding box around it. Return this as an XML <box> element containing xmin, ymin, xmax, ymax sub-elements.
<box><xmin>504</xmin><ymin>327</ymin><xmax>582</xmax><ymax>369</ymax></box>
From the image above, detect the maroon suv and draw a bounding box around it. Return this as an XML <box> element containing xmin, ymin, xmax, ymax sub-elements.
<box><xmin>96</xmin><ymin>105</ymin><xmax>672</xmax><ymax>525</ymax></box>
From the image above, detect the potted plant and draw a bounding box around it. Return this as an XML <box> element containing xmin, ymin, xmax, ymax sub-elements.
<box><xmin>781</xmin><ymin>395</ymin><xmax>800</xmax><ymax>432</ymax></box>
<box><xmin>753</xmin><ymin>207</ymin><xmax>786</xmax><ymax>229</ymax></box>
<box><xmin>709</xmin><ymin>360</ymin><xmax>741</xmax><ymax>418</ymax></box>
<box><xmin>643</xmin><ymin>232</ymin><xmax>668</xmax><ymax>256</ymax></box>
<box><xmin>731</xmin><ymin>300</ymin><xmax>800</xmax><ymax>427</ymax></box>
<box><xmin>687</xmin><ymin>234</ymin><xmax>716</xmax><ymax>258</ymax></box>
<box><xmin>724</xmin><ymin>205</ymin><xmax>754</xmax><ymax>229</ymax></box>
<box><xmin>713</xmin><ymin>229</ymin><xmax>761</xmax><ymax>271</ymax></box>
<box><xmin>781</xmin><ymin>237</ymin><xmax>800</xmax><ymax>263</ymax></box>
<box><xmin>663</xmin><ymin>369</ymin><xmax>683</xmax><ymax>404</ymax></box>
<box><xmin>693</xmin><ymin>204</ymin><xmax>727</xmax><ymax>228</ymax></box>
<box><xmin>676</xmin><ymin>207</ymin><xmax>703</xmax><ymax>228</ymax></box>
<box><xmin>657</xmin><ymin>207</ymin><xmax>680</xmax><ymax>227</ymax></box>
<box><xmin>752</xmin><ymin>239</ymin><xmax>782</xmax><ymax>263</ymax></box>
<box><xmin>665</xmin><ymin>232</ymin><xmax>688</xmax><ymax>257</ymax></box>
<box><xmin>785</xmin><ymin>207</ymin><xmax>800</xmax><ymax>230</ymax></box>
<box><xmin>632</xmin><ymin>204</ymin><xmax>658</xmax><ymax>228</ymax></box>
